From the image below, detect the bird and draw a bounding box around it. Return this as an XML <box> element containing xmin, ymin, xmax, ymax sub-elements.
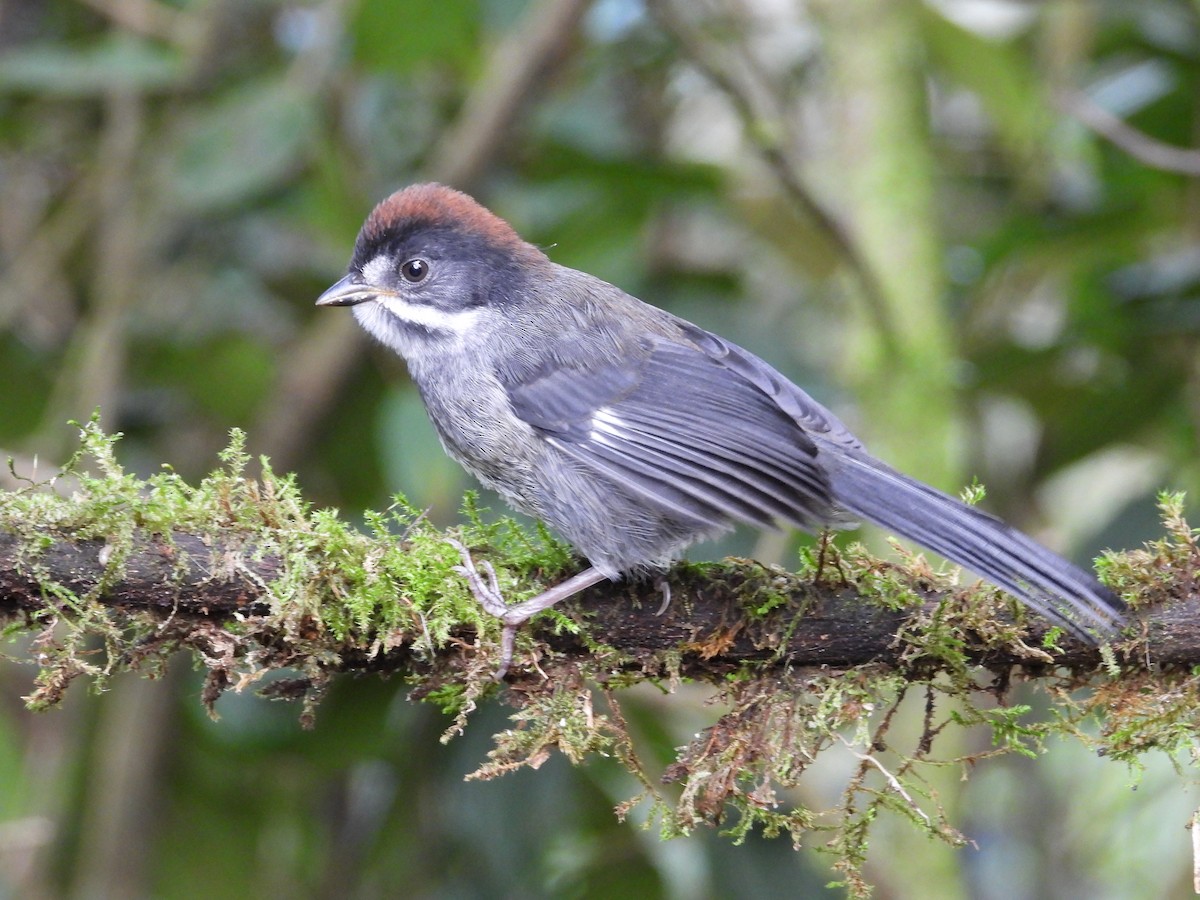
<box><xmin>317</xmin><ymin>182</ymin><xmax>1126</xmax><ymax>677</ymax></box>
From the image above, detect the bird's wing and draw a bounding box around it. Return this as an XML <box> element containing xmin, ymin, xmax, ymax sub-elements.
<box><xmin>672</xmin><ymin>321</ymin><xmax>865</xmax><ymax>452</ymax></box>
<box><xmin>500</xmin><ymin>331</ymin><xmax>841</xmax><ymax>532</ymax></box>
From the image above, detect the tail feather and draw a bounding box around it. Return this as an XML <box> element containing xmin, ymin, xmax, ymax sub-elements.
<box><xmin>828</xmin><ymin>453</ymin><xmax>1126</xmax><ymax>641</ymax></box>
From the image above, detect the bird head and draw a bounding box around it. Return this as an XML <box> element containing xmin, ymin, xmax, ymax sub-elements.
<box><xmin>316</xmin><ymin>183</ymin><xmax>547</xmax><ymax>355</ymax></box>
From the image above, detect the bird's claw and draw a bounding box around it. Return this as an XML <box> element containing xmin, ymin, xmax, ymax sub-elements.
<box><xmin>654</xmin><ymin>576</ymin><xmax>672</xmax><ymax>616</ymax></box>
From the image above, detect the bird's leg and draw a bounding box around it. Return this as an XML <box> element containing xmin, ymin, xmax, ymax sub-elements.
<box><xmin>447</xmin><ymin>538</ymin><xmax>608</xmax><ymax>679</ymax></box>
<box><xmin>814</xmin><ymin>530</ymin><xmax>849</xmax><ymax>588</ymax></box>
<box><xmin>814</xmin><ymin>530</ymin><xmax>830</xmax><ymax>583</ymax></box>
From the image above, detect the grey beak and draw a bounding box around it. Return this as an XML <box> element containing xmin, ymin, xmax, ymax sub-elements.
<box><xmin>316</xmin><ymin>273</ymin><xmax>374</xmax><ymax>307</ymax></box>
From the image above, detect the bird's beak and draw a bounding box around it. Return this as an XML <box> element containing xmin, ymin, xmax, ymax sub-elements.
<box><xmin>316</xmin><ymin>273</ymin><xmax>376</xmax><ymax>307</ymax></box>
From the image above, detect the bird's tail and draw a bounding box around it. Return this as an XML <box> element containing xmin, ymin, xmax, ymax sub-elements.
<box><xmin>827</xmin><ymin>452</ymin><xmax>1126</xmax><ymax>641</ymax></box>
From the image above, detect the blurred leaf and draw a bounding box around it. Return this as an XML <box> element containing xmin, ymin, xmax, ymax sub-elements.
<box><xmin>159</xmin><ymin>76</ymin><xmax>316</xmax><ymax>213</ymax></box>
<box><xmin>298</xmin><ymin>139</ymin><xmax>378</xmax><ymax>245</ymax></box>
<box><xmin>133</xmin><ymin>335</ymin><xmax>275</xmax><ymax>423</ymax></box>
<box><xmin>975</xmin><ymin>343</ymin><xmax>1185</xmax><ymax>472</ymax></box>
<box><xmin>179</xmin><ymin>338</ymin><xmax>275</xmax><ymax>422</ymax></box>
<box><xmin>350</xmin><ymin>0</ymin><xmax>479</xmax><ymax>73</ymax></box>
<box><xmin>0</xmin><ymin>339</ymin><xmax>51</xmax><ymax>441</ymax></box>
<box><xmin>0</xmin><ymin>698</ymin><xmax>28</xmax><ymax>818</ymax></box>
<box><xmin>377</xmin><ymin>386</ymin><xmax>467</xmax><ymax>518</ymax></box>
<box><xmin>527</xmin><ymin>140</ymin><xmax>721</xmax><ymax>195</ymax></box>
<box><xmin>313</xmin><ymin>365</ymin><xmax>388</xmax><ymax>509</ymax></box>
<box><xmin>921</xmin><ymin>7</ymin><xmax>1053</xmax><ymax>176</ymax></box>
<box><xmin>511</xmin><ymin>145</ymin><xmax>720</xmax><ymax>278</ymax></box>
<box><xmin>0</xmin><ymin>36</ymin><xmax>182</xmax><ymax>95</ymax></box>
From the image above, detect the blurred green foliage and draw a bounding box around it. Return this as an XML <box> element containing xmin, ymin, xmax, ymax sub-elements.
<box><xmin>2</xmin><ymin>0</ymin><xmax>1199</xmax><ymax>897</ymax></box>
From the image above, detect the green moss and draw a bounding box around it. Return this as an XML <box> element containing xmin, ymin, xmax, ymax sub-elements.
<box><xmin>0</xmin><ymin>421</ymin><xmax>608</xmax><ymax>715</ymax></box>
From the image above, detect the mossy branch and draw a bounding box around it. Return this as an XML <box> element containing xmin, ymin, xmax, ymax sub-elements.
<box><xmin>0</xmin><ymin>420</ymin><xmax>1185</xmax><ymax>709</ymax></box>
<box><xmin>3</xmin><ymin>423</ymin><xmax>1196</xmax><ymax>896</ymax></box>
<box><xmin>0</xmin><ymin>526</ymin><xmax>1178</xmax><ymax>682</ymax></box>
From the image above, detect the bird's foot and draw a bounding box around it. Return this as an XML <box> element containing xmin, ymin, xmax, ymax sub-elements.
<box><xmin>446</xmin><ymin>538</ymin><xmax>611</xmax><ymax>681</ymax></box>
<box><xmin>447</xmin><ymin>538</ymin><xmax>521</xmax><ymax>679</ymax></box>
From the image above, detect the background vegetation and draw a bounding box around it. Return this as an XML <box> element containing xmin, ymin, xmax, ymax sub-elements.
<box><xmin>1</xmin><ymin>0</ymin><xmax>1199</xmax><ymax>896</ymax></box>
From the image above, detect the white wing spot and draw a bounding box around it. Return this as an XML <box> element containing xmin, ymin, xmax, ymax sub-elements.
<box><xmin>589</xmin><ymin>407</ymin><xmax>627</xmax><ymax>442</ymax></box>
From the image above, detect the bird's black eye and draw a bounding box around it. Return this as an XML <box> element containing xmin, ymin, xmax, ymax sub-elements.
<box><xmin>400</xmin><ymin>258</ymin><xmax>429</xmax><ymax>283</ymax></box>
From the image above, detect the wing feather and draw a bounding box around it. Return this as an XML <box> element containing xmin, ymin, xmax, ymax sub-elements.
<box><xmin>504</xmin><ymin>335</ymin><xmax>839</xmax><ymax>532</ymax></box>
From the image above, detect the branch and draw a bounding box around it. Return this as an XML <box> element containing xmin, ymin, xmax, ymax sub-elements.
<box><xmin>1056</xmin><ymin>88</ymin><xmax>1200</xmax><ymax>177</ymax></box>
<box><xmin>0</xmin><ymin>527</ymin><xmax>1175</xmax><ymax>686</ymax></box>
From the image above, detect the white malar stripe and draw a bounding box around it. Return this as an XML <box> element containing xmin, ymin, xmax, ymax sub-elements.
<box><xmin>376</xmin><ymin>296</ymin><xmax>483</xmax><ymax>332</ymax></box>
<box><xmin>351</xmin><ymin>295</ymin><xmax>483</xmax><ymax>356</ymax></box>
